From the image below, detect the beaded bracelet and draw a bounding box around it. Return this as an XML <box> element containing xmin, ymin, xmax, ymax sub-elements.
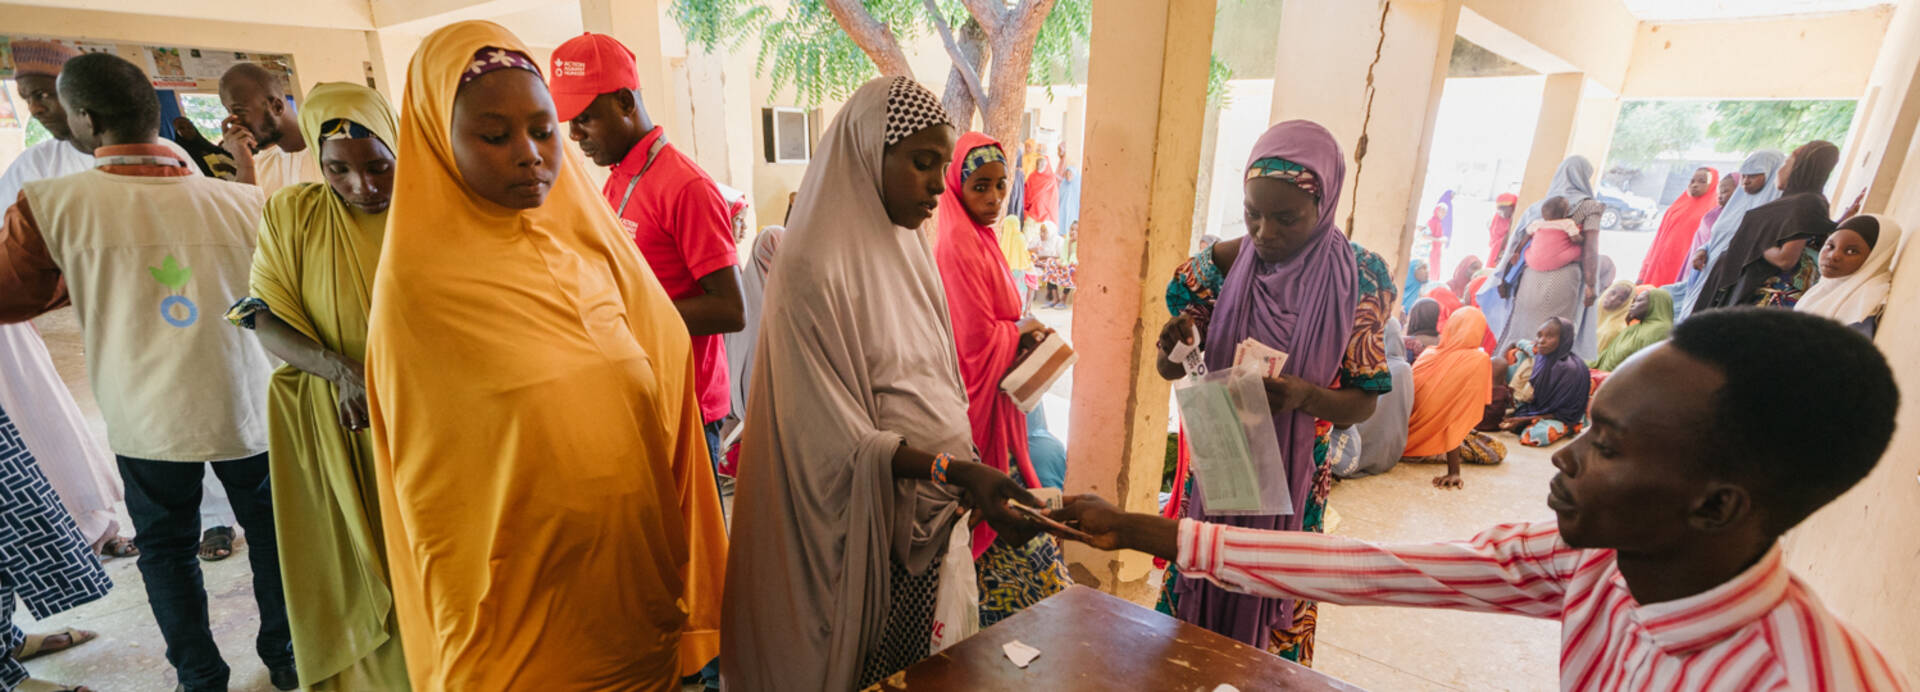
<box><xmin>931</xmin><ymin>452</ymin><xmax>953</xmax><ymax>484</ymax></box>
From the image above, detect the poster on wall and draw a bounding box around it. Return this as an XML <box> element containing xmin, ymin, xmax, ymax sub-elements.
<box><xmin>0</xmin><ymin>35</ymin><xmax>296</xmax><ymax>95</ymax></box>
<box><xmin>148</xmin><ymin>47</ymin><xmax>193</xmax><ymax>87</ymax></box>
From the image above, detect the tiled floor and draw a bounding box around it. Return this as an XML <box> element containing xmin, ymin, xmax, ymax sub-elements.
<box><xmin>22</xmin><ymin>304</ymin><xmax>1560</xmax><ymax>690</ymax></box>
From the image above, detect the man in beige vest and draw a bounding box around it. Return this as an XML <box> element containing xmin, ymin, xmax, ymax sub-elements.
<box><xmin>217</xmin><ymin>62</ymin><xmax>319</xmax><ymax>195</ymax></box>
<box><xmin>0</xmin><ymin>52</ymin><xmax>296</xmax><ymax>692</ymax></box>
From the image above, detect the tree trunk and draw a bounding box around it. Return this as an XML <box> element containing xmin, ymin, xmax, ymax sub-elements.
<box><xmin>974</xmin><ymin>0</ymin><xmax>1059</xmax><ymax>146</ymax></box>
<box><xmin>821</xmin><ymin>0</ymin><xmax>916</xmax><ymax>78</ymax></box>
<box><xmin>980</xmin><ymin>34</ymin><xmax>1029</xmax><ymax>145</ymax></box>
<box><xmin>941</xmin><ymin>18</ymin><xmax>989</xmax><ymax>130</ymax></box>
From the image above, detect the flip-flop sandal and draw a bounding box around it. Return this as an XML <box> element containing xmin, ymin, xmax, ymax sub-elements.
<box><xmin>14</xmin><ymin>628</ymin><xmax>97</xmax><ymax>661</ymax></box>
<box><xmin>198</xmin><ymin>526</ymin><xmax>237</xmax><ymax>562</ymax></box>
<box><xmin>93</xmin><ymin>536</ymin><xmax>138</xmax><ymax>559</ymax></box>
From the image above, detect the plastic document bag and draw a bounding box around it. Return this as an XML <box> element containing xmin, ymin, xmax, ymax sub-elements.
<box><xmin>1173</xmin><ymin>367</ymin><xmax>1292</xmax><ymax>516</ymax></box>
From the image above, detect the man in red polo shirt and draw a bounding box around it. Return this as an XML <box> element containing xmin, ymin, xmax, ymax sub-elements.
<box><xmin>551</xmin><ymin>33</ymin><xmax>745</xmax><ymax>490</ymax></box>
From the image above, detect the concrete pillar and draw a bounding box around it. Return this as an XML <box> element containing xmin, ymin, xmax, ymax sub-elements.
<box><xmin>1517</xmin><ymin>72</ymin><xmax>1584</xmax><ymax>206</ymax></box>
<box><xmin>580</xmin><ymin>0</ymin><xmax>687</xmax><ymax>144</ymax></box>
<box><xmin>1270</xmin><ymin>0</ymin><xmax>1460</xmax><ymax>276</ymax></box>
<box><xmin>362</xmin><ymin>31</ymin><xmax>392</xmax><ymax>98</ymax></box>
<box><xmin>1861</xmin><ymin>62</ymin><xmax>1920</xmax><ymax>213</ymax></box>
<box><xmin>1567</xmin><ymin>90</ymin><xmax>1621</xmax><ymax>175</ymax></box>
<box><xmin>1064</xmin><ymin>0</ymin><xmax>1216</xmax><ymax>603</ymax></box>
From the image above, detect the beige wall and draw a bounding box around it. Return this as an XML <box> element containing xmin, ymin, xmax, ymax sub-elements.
<box><xmin>1622</xmin><ymin>8</ymin><xmax>1893</xmax><ymax>99</ymax></box>
<box><xmin>1783</xmin><ymin>0</ymin><xmax>1920</xmax><ymax>678</ymax></box>
<box><xmin>746</xmin><ymin>15</ymin><xmax>952</xmax><ymax>229</ymax></box>
<box><xmin>0</xmin><ymin>2</ymin><xmax>374</xmax><ymax>98</ymax></box>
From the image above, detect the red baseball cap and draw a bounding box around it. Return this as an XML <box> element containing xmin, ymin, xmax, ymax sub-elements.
<box><xmin>550</xmin><ymin>32</ymin><xmax>640</xmax><ymax>122</ymax></box>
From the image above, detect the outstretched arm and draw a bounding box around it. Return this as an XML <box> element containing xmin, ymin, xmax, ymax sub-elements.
<box><xmin>1051</xmin><ymin>495</ymin><xmax>1575</xmax><ymax>619</ymax></box>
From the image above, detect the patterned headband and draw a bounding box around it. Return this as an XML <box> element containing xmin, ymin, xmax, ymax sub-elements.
<box><xmin>961</xmin><ymin>144</ymin><xmax>1007</xmax><ymax>183</ymax></box>
<box><xmin>1246</xmin><ymin>157</ymin><xmax>1320</xmax><ymax>201</ymax></box>
<box><xmin>318</xmin><ymin>118</ymin><xmax>377</xmax><ymax>143</ymax></box>
<box><xmin>883</xmin><ymin>77</ymin><xmax>952</xmax><ymax>147</ymax></box>
<box><xmin>462</xmin><ymin>47</ymin><xmax>541</xmax><ymax>85</ymax></box>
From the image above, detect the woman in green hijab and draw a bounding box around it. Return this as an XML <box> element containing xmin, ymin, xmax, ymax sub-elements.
<box><xmin>1589</xmin><ymin>287</ymin><xmax>1674</xmax><ymax>373</ymax></box>
<box><xmin>225</xmin><ymin>81</ymin><xmax>409</xmax><ymax>690</ymax></box>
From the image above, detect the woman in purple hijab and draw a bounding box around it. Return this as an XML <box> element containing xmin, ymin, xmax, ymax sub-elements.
<box><xmin>1499</xmin><ymin>316</ymin><xmax>1591</xmax><ymax>447</ymax></box>
<box><xmin>1157</xmin><ymin>120</ymin><xmax>1397</xmax><ymax>663</ymax></box>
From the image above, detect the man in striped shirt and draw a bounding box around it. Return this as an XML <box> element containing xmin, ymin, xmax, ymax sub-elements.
<box><xmin>1055</xmin><ymin>309</ymin><xmax>1908</xmax><ymax>690</ymax></box>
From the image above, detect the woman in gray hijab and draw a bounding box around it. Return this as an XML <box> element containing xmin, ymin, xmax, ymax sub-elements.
<box><xmin>1490</xmin><ymin>156</ymin><xmax>1603</xmax><ymax>357</ymax></box>
<box><xmin>1672</xmin><ymin>149</ymin><xmax>1786</xmax><ymax>318</ymax></box>
<box><xmin>1331</xmin><ymin>318</ymin><xmax>1414</xmax><ymax>479</ymax></box>
<box><xmin>721</xmin><ymin>77</ymin><xmax>1040</xmax><ymax>691</ymax></box>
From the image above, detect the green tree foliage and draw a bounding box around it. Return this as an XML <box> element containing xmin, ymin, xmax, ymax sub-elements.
<box><xmin>1208</xmin><ymin>55</ymin><xmax>1233</xmax><ymax>108</ymax></box>
<box><xmin>1607</xmin><ymin>98</ymin><xmax>1858</xmax><ymax>172</ymax></box>
<box><xmin>1707</xmin><ymin>100</ymin><xmax>1856</xmax><ymax>153</ymax></box>
<box><xmin>670</xmin><ymin>0</ymin><xmax>1226</xmax><ymax>130</ymax></box>
<box><xmin>24</xmin><ymin>117</ymin><xmax>50</xmax><ymax>148</ymax></box>
<box><xmin>1607</xmin><ymin>100</ymin><xmax>1707</xmax><ymax>169</ymax></box>
<box><xmin>1029</xmin><ymin>0</ymin><xmax>1090</xmax><ymax>85</ymax></box>
<box><xmin>178</xmin><ymin>93</ymin><xmax>228</xmax><ymax>140</ymax></box>
<box><xmin>671</xmin><ymin>0</ymin><xmax>927</xmax><ymax>106</ymax></box>
<box><xmin>672</xmin><ymin>0</ymin><xmax>1097</xmax><ymax>107</ymax></box>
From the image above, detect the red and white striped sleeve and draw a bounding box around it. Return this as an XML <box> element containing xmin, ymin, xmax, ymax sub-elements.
<box><xmin>1176</xmin><ymin>519</ymin><xmax>1578</xmax><ymax>619</ymax></box>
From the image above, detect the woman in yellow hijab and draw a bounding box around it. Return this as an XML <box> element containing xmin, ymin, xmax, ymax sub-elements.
<box><xmin>225</xmin><ymin>81</ymin><xmax>409</xmax><ymax>690</ymax></box>
<box><xmin>365</xmin><ymin>21</ymin><xmax>727</xmax><ymax>690</ymax></box>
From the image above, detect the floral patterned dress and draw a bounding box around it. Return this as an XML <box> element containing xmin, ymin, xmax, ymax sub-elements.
<box><xmin>1750</xmin><ymin>247</ymin><xmax>1821</xmax><ymax>308</ymax></box>
<box><xmin>1156</xmin><ymin>240</ymin><xmax>1395</xmax><ymax>665</ymax></box>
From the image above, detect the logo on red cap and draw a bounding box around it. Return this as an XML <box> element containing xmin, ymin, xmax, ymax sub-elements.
<box><xmin>550</xmin><ymin>33</ymin><xmax>642</xmax><ymax>121</ymax></box>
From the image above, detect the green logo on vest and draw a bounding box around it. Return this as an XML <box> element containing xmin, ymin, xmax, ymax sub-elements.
<box><xmin>148</xmin><ymin>255</ymin><xmax>198</xmax><ymax>327</ymax></box>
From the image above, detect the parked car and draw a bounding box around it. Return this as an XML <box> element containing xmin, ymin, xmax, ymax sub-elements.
<box><xmin>1594</xmin><ymin>189</ymin><xmax>1655</xmax><ymax>231</ymax></box>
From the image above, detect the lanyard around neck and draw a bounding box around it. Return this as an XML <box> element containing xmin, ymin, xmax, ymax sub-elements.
<box><xmin>616</xmin><ymin>136</ymin><xmax>670</xmax><ymax>218</ymax></box>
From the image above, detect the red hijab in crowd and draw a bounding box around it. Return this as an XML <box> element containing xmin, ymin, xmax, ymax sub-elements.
<box><xmin>933</xmin><ymin>132</ymin><xmax>1040</xmax><ymax>555</ymax></box>
<box><xmin>1488</xmin><ymin>192</ymin><xmax>1518</xmax><ymax>261</ymax></box>
<box><xmin>1638</xmin><ymin>167</ymin><xmax>1720</xmax><ymax>285</ymax></box>
<box><xmin>1023</xmin><ymin>154</ymin><xmax>1060</xmax><ymax>223</ymax></box>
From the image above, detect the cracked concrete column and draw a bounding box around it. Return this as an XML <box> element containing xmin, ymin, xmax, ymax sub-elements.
<box><xmin>1062</xmin><ymin>0</ymin><xmax>1215</xmax><ymax>603</ymax></box>
<box><xmin>1270</xmin><ymin>0</ymin><xmax>1460</xmax><ymax>276</ymax></box>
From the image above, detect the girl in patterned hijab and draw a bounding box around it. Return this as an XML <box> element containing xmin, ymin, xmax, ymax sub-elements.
<box><xmin>723</xmin><ymin>77</ymin><xmax>1041</xmax><ymax>690</ymax></box>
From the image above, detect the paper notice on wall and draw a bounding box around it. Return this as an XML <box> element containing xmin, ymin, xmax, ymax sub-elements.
<box><xmin>184</xmin><ymin>48</ymin><xmax>237</xmax><ymax>82</ymax></box>
<box><xmin>0</xmin><ymin>35</ymin><xmax>296</xmax><ymax>93</ymax></box>
<box><xmin>148</xmin><ymin>47</ymin><xmax>195</xmax><ymax>87</ymax></box>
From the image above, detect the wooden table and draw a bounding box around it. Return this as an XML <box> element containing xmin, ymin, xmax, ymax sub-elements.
<box><xmin>873</xmin><ymin>585</ymin><xmax>1365</xmax><ymax>691</ymax></box>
